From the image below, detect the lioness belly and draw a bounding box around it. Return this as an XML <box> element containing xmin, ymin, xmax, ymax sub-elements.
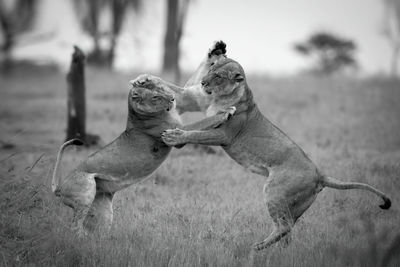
<box><xmin>223</xmin><ymin>113</ymin><xmax>307</xmax><ymax>177</ymax></box>
<box><xmin>79</xmin><ymin>132</ymin><xmax>171</xmax><ymax>192</ymax></box>
<box><xmin>224</xmin><ymin>142</ymin><xmax>270</xmax><ymax>176</ymax></box>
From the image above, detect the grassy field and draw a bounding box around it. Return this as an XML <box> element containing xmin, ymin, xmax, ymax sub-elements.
<box><xmin>0</xmin><ymin>67</ymin><xmax>399</xmax><ymax>266</ymax></box>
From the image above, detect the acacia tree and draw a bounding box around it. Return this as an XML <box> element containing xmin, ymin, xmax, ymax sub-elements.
<box><xmin>162</xmin><ymin>0</ymin><xmax>190</xmax><ymax>83</ymax></box>
<box><xmin>294</xmin><ymin>32</ymin><xmax>358</xmax><ymax>75</ymax></box>
<box><xmin>0</xmin><ymin>0</ymin><xmax>36</xmax><ymax>70</ymax></box>
<box><xmin>382</xmin><ymin>0</ymin><xmax>400</xmax><ymax>77</ymax></box>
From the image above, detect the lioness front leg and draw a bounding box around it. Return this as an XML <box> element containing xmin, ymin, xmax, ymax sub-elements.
<box><xmin>167</xmin><ymin>108</ymin><xmax>235</xmax><ymax>149</ymax></box>
<box><xmin>182</xmin><ymin>107</ymin><xmax>236</xmax><ymax>131</ymax></box>
<box><xmin>162</xmin><ymin>128</ymin><xmax>230</xmax><ymax>146</ymax></box>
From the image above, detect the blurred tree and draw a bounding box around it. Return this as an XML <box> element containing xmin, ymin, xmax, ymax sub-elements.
<box><xmin>108</xmin><ymin>0</ymin><xmax>141</xmax><ymax>66</ymax></box>
<box><xmin>66</xmin><ymin>46</ymin><xmax>87</xmax><ymax>142</ymax></box>
<box><xmin>382</xmin><ymin>0</ymin><xmax>400</xmax><ymax>77</ymax></box>
<box><xmin>73</xmin><ymin>0</ymin><xmax>141</xmax><ymax>67</ymax></box>
<box><xmin>294</xmin><ymin>32</ymin><xmax>358</xmax><ymax>75</ymax></box>
<box><xmin>0</xmin><ymin>0</ymin><xmax>37</xmax><ymax>70</ymax></box>
<box><xmin>66</xmin><ymin>46</ymin><xmax>99</xmax><ymax>146</ymax></box>
<box><xmin>162</xmin><ymin>0</ymin><xmax>190</xmax><ymax>83</ymax></box>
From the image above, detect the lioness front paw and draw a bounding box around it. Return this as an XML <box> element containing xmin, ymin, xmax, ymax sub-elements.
<box><xmin>130</xmin><ymin>74</ymin><xmax>150</xmax><ymax>86</ymax></box>
<box><xmin>161</xmin><ymin>128</ymin><xmax>187</xmax><ymax>146</ymax></box>
<box><xmin>130</xmin><ymin>74</ymin><xmax>162</xmax><ymax>88</ymax></box>
<box><xmin>208</xmin><ymin>40</ymin><xmax>227</xmax><ymax>58</ymax></box>
<box><xmin>218</xmin><ymin>106</ymin><xmax>236</xmax><ymax>121</ymax></box>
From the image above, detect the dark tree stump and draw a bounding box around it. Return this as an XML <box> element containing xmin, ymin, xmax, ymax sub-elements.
<box><xmin>65</xmin><ymin>46</ymin><xmax>100</xmax><ymax>146</ymax></box>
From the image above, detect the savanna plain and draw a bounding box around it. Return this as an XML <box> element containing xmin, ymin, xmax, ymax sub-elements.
<box><xmin>0</xmin><ymin>68</ymin><xmax>399</xmax><ymax>266</ymax></box>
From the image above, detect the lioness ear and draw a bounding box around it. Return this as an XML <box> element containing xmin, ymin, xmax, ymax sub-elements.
<box><xmin>233</xmin><ymin>73</ymin><xmax>244</xmax><ymax>82</ymax></box>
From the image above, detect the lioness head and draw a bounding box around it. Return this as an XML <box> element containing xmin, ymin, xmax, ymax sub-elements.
<box><xmin>201</xmin><ymin>58</ymin><xmax>246</xmax><ymax>98</ymax></box>
<box><xmin>128</xmin><ymin>83</ymin><xmax>175</xmax><ymax>115</ymax></box>
<box><xmin>184</xmin><ymin>41</ymin><xmax>228</xmax><ymax>88</ymax></box>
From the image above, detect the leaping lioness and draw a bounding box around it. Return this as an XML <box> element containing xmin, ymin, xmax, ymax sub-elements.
<box><xmin>161</xmin><ymin>56</ymin><xmax>392</xmax><ymax>250</ymax></box>
<box><xmin>51</xmin><ymin>79</ymin><xmax>235</xmax><ymax>235</ymax></box>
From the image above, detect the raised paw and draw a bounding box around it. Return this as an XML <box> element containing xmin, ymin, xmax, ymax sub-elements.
<box><xmin>225</xmin><ymin>106</ymin><xmax>236</xmax><ymax>120</ymax></box>
<box><xmin>130</xmin><ymin>74</ymin><xmax>162</xmax><ymax>88</ymax></box>
<box><xmin>161</xmin><ymin>128</ymin><xmax>187</xmax><ymax>146</ymax></box>
<box><xmin>217</xmin><ymin>106</ymin><xmax>236</xmax><ymax>121</ymax></box>
<box><xmin>130</xmin><ymin>74</ymin><xmax>150</xmax><ymax>86</ymax></box>
<box><xmin>208</xmin><ymin>40</ymin><xmax>227</xmax><ymax>58</ymax></box>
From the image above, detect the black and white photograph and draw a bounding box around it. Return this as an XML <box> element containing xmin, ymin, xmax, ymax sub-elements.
<box><xmin>0</xmin><ymin>0</ymin><xmax>399</xmax><ymax>266</ymax></box>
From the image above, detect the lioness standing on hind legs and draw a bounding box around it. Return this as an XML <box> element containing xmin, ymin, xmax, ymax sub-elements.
<box><xmin>52</xmin><ymin>79</ymin><xmax>235</xmax><ymax>236</ymax></box>
<box><xmin>160</xmin><ymin>56</ymin><xmax>392</xmax><ymax>250</ymax></box>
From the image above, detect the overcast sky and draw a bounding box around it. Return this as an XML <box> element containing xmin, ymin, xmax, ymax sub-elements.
<box><xmin>11</xmin><ymin>0</ymin><xmax>394</xmax><ymax>75</ymax></box>
<box><xmin>181</xmin><ymin>0</ymin><xmax>390</xmax><ymax>75</ymax></box>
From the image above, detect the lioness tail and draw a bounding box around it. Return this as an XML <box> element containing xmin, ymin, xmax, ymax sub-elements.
<box><xmin>321</xmin><ymin>176</ymin><xmax>391</xmax><ymax>209</ymax></box>
<box><xmin>51</xmin><ymin>139</ymin><xmax>84</xmax><ymax>193</ymax></box>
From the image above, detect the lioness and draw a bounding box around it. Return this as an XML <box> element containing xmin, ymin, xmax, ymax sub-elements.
<box><xmin>161</xmin><ymin>57</ymin><xmax>392</xmax><ymax>250</ymax></box>
<box><xmin>52</xmin><ymin>80</ymin><xmax>235</xmax><ymax>235</ymax></box>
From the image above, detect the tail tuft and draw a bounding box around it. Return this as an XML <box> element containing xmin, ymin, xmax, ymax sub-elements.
<box><xmin>322</xmin><ymin>175</ymin><xmax>391</xmax><ymax>211</ymax></box>
<box><xmin>379</xmin><ymin>196</ymin><xmax>391</xmax><ymax>210</ymax></box>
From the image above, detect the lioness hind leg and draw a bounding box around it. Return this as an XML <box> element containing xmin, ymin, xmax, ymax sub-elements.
<box><xmin>58</xmin><ymin>172</ymin><xmax>97</xmax><ymax>235</ymax></box>
<box><xmin>83</xmin><ymin>192</ymin><xmax>114</xmax><ymax>233</ymax></box>
<box><xmin>254</xmin><ymin>196</ymin><xmax>294</xmax><ymax>250</ymax></box>
<box><xmin>280</xmin><ymin>232</ymin><xmax>292</xmax><ymax>248</ymax></box>
<box><xmin>255</xmin><ymin>176</ymin><xmax>320</xmax><ymax>250</ymax></box>
<box><xmin>253</xmin><ymin>222</ymin><xmax>291</xmax><ymax>251</ymax></box>
<box><xmin>72</xmin><ymin>207</ymin><xmax>92</xmax><ymax>236</ymax></box>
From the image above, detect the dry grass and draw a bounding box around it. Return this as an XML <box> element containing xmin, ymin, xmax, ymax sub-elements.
<box><xmin>0</xmin><ymin>68</ymin><xmax>400</xmax><ymax>266</ymax></box>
